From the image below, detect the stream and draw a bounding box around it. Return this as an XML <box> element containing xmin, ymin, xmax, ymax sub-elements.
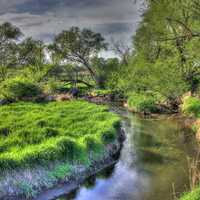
<box><xmin>55</xmin><ymin>108</ymin><xmax>197</xmax><ymax>200</ymax></box>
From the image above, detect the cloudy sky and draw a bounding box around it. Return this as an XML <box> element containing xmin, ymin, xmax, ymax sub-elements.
<box><xmin>0</xmin><ymin>0</ymin><xmax>143</xmax><ymax>50</ymax></box>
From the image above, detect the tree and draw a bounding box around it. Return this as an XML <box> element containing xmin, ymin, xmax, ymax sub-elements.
<box><xmin>111</xmin><ymin>39</ymin><xmax>131</xmax><ymax>65</ymax></box>
<box><xmin>133</xmin><ymin>0</ymin><xmax>200</xmax><ymax>94</ymax></box>
<box><xmin>0</xmin><ymin>22</ymin><xmax>22</xmax><ymax>81</ymax></box>
<box><xmin>50</xmin><ymin>27</ymin><xmax>107</xmax><ymax>87</ymax></box>
<box><xmin>162</xmin><ymin>0</ymin><xmax>200</xmax><ymax>94</ymax></box>
<box><xmin>18</xmin><ymin>37</ymin><xmax>45</xmax><ymax>67</ymax></box>
<box><xmin>91</xmin><ymin>57</ymin><xmax>120</xmax><ymax>88</ymax></box>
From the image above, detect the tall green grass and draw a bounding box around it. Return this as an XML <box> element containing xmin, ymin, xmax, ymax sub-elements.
<box><xmin>0</xmin><ymin>101</ymin><xmax>120</xmax><ymax>170</ymax></box>
<box><xmin>182</xmin><ymin>96</ymin><xmax>200</xmax><ymax>118</ymax></box>
<box><xmin>180</xmin><ymin>187</ymin><xmax>200</xmax><ymax>200</ymax></box>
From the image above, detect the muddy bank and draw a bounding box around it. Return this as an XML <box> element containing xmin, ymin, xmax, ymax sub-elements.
<box><xmin>1</xmin><ymin>128</ymin><xmax>125</xmax><ymax>200</ymax></box>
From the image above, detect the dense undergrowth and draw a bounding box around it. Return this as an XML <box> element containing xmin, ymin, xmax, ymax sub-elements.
<box><xmin>180</xmin><ymin>187</ymin><xmax>200</xmax><ymax>200</ymax></box>
<box><xmin>180</xmin><ymin>96</ymin><xmax>200</xmax><ymax>199</ymax></box>
<box><xmin>0</xmin><ymin>100</ymin><xmax>120</xmax><ymax>170</ymax></box>
<box><xmin>127</xmin><ymin>93</ymin><xmax>157</xmax><ymax>113</ymax></box>
<box><xmin>127</xmin><ymin>92</ymin><xmax>165</xmax><ymax>113</ymax></box>
<box><xmin>182</xmin><ymin>96</ymin><xmax>200</xmax><ymax>118</ymax></box>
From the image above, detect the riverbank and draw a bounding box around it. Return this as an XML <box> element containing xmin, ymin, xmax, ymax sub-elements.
<box><xmin>0</xmin><ymin>100</ymin><xmax>124</xmax><ymax>199</ymax></box>
<box><xmin>125</xmin><ymin>94</ymin><xmax>200</xmax><ymax>200</ymax></box>
<box><xmin>2</xmin><ymin>129</ymin><xmax>125</xmax><ymax>200</ymax></box>
<box><xmin>33</xmin><ymin>128</ymin><xmax>125</xmax><ymax>200</ymax></box>
<box><xmin>50</xmin><ymin>108</ymin><xmax>198</xmax><ymax>200</ymax></box>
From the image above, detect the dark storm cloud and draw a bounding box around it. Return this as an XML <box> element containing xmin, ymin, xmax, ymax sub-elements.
<box><xmin>15</xmin><ymin>0</ymin><xmax>106</xmax><ymax>14</ymax></box>
<box><xmin>0</xmin><ymin>0</ymin><xmax>143</xmax><ymax>53</ymax></box>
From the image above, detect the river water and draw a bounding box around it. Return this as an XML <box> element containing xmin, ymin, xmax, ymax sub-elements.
<box><xmin>56</xmin><ymin>109</ymin><xmax>197</xmax><ymax>200</ymax></box>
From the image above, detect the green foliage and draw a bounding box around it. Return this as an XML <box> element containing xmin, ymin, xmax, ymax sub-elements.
<box><xmin>43</xmin><ymin>81</ymin><xmax>70</xmax><ymax>94</ymax></box>
<box><xmin>18</xmin><ymin>37</ymin><xmax>45</xmax><ymax>67</ymax></box>
<box><xmin>91</xmin><ymin>57</ymin><xmax>120</xmax><ymax>88</ymax></box>
<box><xmin>43</xmin><ymin>80</ymin><xmax>90</xmax><ymax>96</ymax></box>
<box><xmin>0</xmin><ymin>22</ymin><xmax>22</xmax><ymax>77</ymax></box>
<box><xmin>50</xmin><ymin>27</ymin><xmax>107</xmax><ymax>84</ymax></box>
<box><xmin>110</xmin><ymin>0</ymin><xmax>200</xmax><ymax>107</ymax></box>
<box><xmin>88</xmin><ymin>89</ymin><xmax>112</xmax><ymax>96</ymax></box>
<box><xmin>0</xmin><ymin>101</ymin><xmax>120</xmax><ymax>170</ymax></box>
<box><xmin>127</xmin><ymin>93</ymin><xmax>159</xmax><ymax>113</ymax></box>
<box><xmin>0</xmin><ymin>77</ymin><xmax>41</xmax><ymax>100</ymax></box>
<box><xmin>180</xmin><ymin>187</ymin><xmax>200</xmax><ymax>200</ymax></box>
<box><xmin>182</xmin><ymin>97</ymin><xmax>200</xmax><ymax>117</ymax></box>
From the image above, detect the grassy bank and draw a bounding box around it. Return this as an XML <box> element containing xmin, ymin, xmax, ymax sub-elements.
<box><xmin>126</xmin><ymin>92</ymin><xmax>169</xmax><ymax>114</ymax></box>
<box><xmin>181</xmin><ymin>96</ymin><xmax>200</xmax><ymax>133</ymax></box>
<box><xmin>180</xmin><ymin>96</ymin><xmax>200</xmax><ymax>200</ymax></box>
<box><xmin>0</xmin><ymin>100</ymin><xmax>120</xmax><ymax>198</ymax></box>
<box><xmin>0</xmin><ymin>100</ymin><xmax>120</xmax><ymax>169</ymax></box>
<box><xmin>180</xmin><ymin>187</ymin><xmax>200</xmax><ymax>200</ymax></box>
<box><xmin>127</xmin><ymin>93</ymin><xmax>158</xmax><ymax>113</ymax></box>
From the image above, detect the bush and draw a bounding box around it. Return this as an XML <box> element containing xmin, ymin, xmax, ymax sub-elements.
<box><xmin>0</xmin><ymin>77</ymin><xmax>42</xmax><ymax>101</ymax></box>
<box><xmin>88</xmin><ymin>89</ymin><xmax>112</xmax><ymax>97</ymax></box>
<box><xmin>44</xmin><ymin>81</ymin><xmax>89</xmax><ymax>96</ymax></box>
<box><xmin>44</xmin><ymin>81</ymin><xmax>70</xmax><ymax>94</ymax></box>
<box><xmin>128</xmin><ymin>93</ymin><xmax>158</xmax><ymax>113</ymax></box>
<box><xmin>182</xmin><ymin>96</ymin><xmax>200</xmax><ymax>117</ymax></box>
<box><xmin>180</xmin><ymin>187</ymin><xmax>200</xmax><ymax>200</ymax></box>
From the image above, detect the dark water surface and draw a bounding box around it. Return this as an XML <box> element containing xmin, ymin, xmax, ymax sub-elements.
<box><xmin>56</xmin><ymin>109</ymin><xmax>197</xmax><ymax>200</ymax></box>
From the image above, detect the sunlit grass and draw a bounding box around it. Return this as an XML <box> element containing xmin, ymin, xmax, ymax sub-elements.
<box><xmin>180</xmin><ymin>187</ymin><xmax>200</xmax><ymax>200</ymax></box>
<box><xmin>0</xmin><ymin>100</ymin><xmax>120</xmax><ymax>170</ymax></box>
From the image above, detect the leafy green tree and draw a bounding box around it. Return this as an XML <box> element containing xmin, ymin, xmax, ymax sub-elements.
<box><xmin>0</xmin><ymin>22</ymin><xmax>22</xmax><ymax>81</ymax></box>
<box><xmin>112</xmin><ymin>0</ymin><xmax>200</xmax><ymax>106</ymax></box>
<box><xmin>49</xmin><ymin>27</ymin><xmax>107</xmax><ymax>86</ymax></box>
<box><xmin>90</xmin><ymin>57</ymin><xmax>119</xmax><ymax>88</ymax></box>
<box><xmin>134</xmin><ymin>0</ymin><xmax>200</xmax><ymax>94</ymax></box>
<box><xmin>18</xmin><ymin>37</ymin><xmax>45</xmax><ymax>67</ymax></box>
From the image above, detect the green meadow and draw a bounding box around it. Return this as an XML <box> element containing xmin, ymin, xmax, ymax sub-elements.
<box><xmin>0</xmin><ymin>100</ymin><xmax>120</xmax><ymax>170</ymax></box>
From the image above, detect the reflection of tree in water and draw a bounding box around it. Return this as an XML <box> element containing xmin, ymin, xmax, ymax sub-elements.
<box><xmin>133</xmin><ymin>117</ymin><xmax>181</xmax><ymax>164</ymax></box>
<box><xmin>55</xmin><ymin>112</ymin><xmax>198</xmax><ymax>200</ymax></box>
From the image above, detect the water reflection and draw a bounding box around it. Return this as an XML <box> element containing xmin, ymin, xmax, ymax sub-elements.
<box><xmin>56</xmin><ymin>111</ymin><xmax>197</xmax><ymax>200</ymax></box>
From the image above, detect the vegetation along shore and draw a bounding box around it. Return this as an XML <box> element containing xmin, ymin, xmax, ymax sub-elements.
<box><xmin>0</xmin><ymin>0</ymin><xmax>200</xmax><ymax>199</ymax></box>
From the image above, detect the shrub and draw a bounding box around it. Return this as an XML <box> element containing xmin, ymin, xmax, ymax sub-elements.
<box><xmin>88</xmin><ymin>89</ymin><xmax>112</xmax><ymax>97</ymax></box>
<box><xmin>44</xmin><ymin>81</ymin><xmax>70</xmax><ymax>94</ymax></box>
<box><xmin>180</xmin><ymin>187</ymin><xmax>200</xmax><ymax>200</ymax></box>
<box><xmin>0</xmin><ymin>77</ymin><xmax>42</xmax><ymax>101</ymax></box>
<box><xmin>182</xmin><ymin>97</ymin><xmax>200</xmax><ymax>117</ymax></box>
<box><xmin>128</xmin><ymin>93</ymin><xmax>158</xmax><ymax>113</ymax></box>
